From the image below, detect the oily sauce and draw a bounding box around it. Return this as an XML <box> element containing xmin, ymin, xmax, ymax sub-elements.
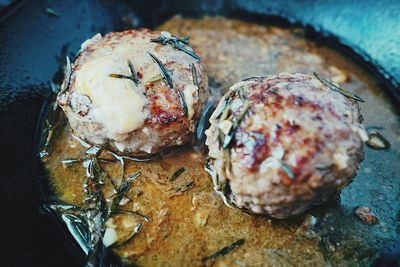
<box><xmin>44</xmin><ymin>16</ymin><xmax>400</xmax><ymax>266</ymax></box>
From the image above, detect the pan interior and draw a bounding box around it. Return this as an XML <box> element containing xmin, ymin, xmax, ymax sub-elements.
<box><xmin>42</xmin><ymin>16</ymin><xmax>400</xmax><ymax>266</ymax></box>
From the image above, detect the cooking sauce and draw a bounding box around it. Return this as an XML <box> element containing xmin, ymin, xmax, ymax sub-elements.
<box><xmin>43</xmin><ymin>16</ymin><xmax>400</xmax><ymax>266</ymax></box>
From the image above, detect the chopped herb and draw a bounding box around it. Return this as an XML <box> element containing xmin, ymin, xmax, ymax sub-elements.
<box><xmin>109</xmin><ymin>60</ymin><xmax>139</xmax><ymax>85</ymax></box>
<box><xmin>148</xmin><ymin>52</ymin><xmax>173</xmax><ymax>88</ymax></box>
<box><xmin>85</xmin><ymin>158</ymin><xmax>107</xmax><ymax>185</ymax></box>
<box><xmin>44</xmin><ymin>7</ymin><xmax>59</xmax><ymax>18</ymax></box>
<box><xmin>215</xmin><ymin>90</ymin><xmax>238</xmax><ymax>120</ymax></box>
<box><xmin>120</xmin><ymin>153</ymin><xmax>160</xmax><ymax>162</ymax></box>
<box><xmin>128</xmin><ymin>60</ymin><xmax>139</xmax><ymax>84</ymax></box>
<box><xmin>222</xmin><ymin>100</ymin><xmax>250</xmax><ymax>149</ymax></box>
<box><xmin>81</xmin><ymin>144</ymin><xmax>109</xmax><ymax>266</ymax></box>
<box><xmin>215</xmin><ymin>87</ymin><xmax>251</xmax><ymax>177</ymax></box>
<box><xmin>108</xmin><ymin>151</ymin><xmax>125</xmax><ymax>180</ymax></box>
<box><xmin>313</xmin><ymin>72</ymin><xmax>365</xmax><ymax>103</ymax></box>
<box><xmin>191</xmin><ymin>63</ymin><xmax>199</xmax><ymax>87</ymax></box>
<box><xmin>170</xmin><ymin>167</ymin><xmax>186</xmax><ymax>181</ymax></box>
<box><xmin>177</xmin><ymin>44</ymin><xmax>200</xmax><ymax>61</ymax></box>
<box><xmin>202</xmin><ymin>239</ymin><xmax>245</xmax><ymax>262</ymax></box>
<box><xmin>44</xmin><ymin>142</ymin><xmax>150</xmax><ymax>265</ymax></box>
<box><xmin>59</xmin><ymin>56</ymin><xmax>72</xmax><ymax>94</ymax></box>
<box><xmin>86</xmin><ymin>145</ymin><xmax>101</xmax><ymax>156</ymax></box>
<box><xmin>109</xmin><ymin>73</ymin><xmax>134</xmax><ymax>80</ymax></box>
<box><xmin>151</xmin><ymin>31</ymin><xmax>200</xmax><ymax>61</ymax></box>
<box><xmin>241</xmin><ymin>76</ymin><xmax>266</xmax><ymax>82</ymax></box>
<box><xmin>174</xmin><ymin>181</ymin><xmax>194</xmax><ymax>193</ymax></box>
<box><xmin>281</xmin><ymin>162</ymin><xmax>295</xmax><ymax>180</ymax></box>
<box><xmin>177</xmin><ymin>89</ymin><xmax>188</xmax><ymax>116</ymax></box>
<box><xmin>41</xmin><ymin>202</ymin><xmax>79</xmax><ymax>213</ymax></box>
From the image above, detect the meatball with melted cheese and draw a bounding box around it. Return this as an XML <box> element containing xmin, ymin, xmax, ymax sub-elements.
<box><xmin>205</xmin><ymin>73</ymin><xmax>367</xmax><ymax>218</ymax></box>
<box><xmin>58</xmin><ymin>29</ymin><xmax>208</xmax><ymax>156</ymax></box>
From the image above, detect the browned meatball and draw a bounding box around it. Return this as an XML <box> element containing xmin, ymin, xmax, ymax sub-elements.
<box><xmin>205</xmin><ymin>73</ymin><xmax>367</xmax><ymax>218</ymax></box>
<box><xmin>58</xmin><ymin>29</ymin><xmax>208</xmax><ymax>156</ymax></box>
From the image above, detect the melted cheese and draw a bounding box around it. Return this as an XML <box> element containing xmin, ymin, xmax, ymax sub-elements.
<box><xmin>75</xmin><ymin>54</ymin><xmax>146</xmax><ymax>136</ymax></box>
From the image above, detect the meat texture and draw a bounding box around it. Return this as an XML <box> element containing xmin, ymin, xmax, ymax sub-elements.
<box><xmin>58</xmin><ymin>29</ymin><xmax>208</xmax><ymax>156</ymax></box>
<box><xmin>205</xmin><ymin>73</ymin><xmax>367</xmax><ymax>218</ymax></box>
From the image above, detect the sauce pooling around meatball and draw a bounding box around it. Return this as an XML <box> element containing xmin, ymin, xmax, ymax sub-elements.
<box><xmin>206</xmin><ymin>73</ymin><xmax>367</xmax><ymax>218</ymax></box>
<box><xmin>57</xmin><ymin>29</ymin><xmax>208</xmax><ymax>156</ymax></box>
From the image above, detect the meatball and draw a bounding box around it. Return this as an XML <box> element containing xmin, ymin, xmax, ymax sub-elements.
<box><xmin>58</xmin><ymin>29</ymin><xmax>208</xmax><ymax>156</ymax></box>
<box><xmin>205</xmin><ymin>73</ymin><xmax>367</xmax><ymax>218</ymax></box>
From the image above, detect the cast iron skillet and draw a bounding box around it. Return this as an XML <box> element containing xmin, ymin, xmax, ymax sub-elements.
<box><xmin>0</xmin><ymin>0</ymin><xmax>399</xmax><ymax>266</ymax></box>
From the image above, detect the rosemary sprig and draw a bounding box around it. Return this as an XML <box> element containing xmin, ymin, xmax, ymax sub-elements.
<box><xmin>109</xmin><ymin>60</ymin><xmax>139</xmax><ymax>85</ymax></box>
<box><xmin>222</xmin><ymin>100</ymin><xmax>250</xmax><ymax>149</ymax></box>
<box><xmin>120</xmin><ymin>153</ymin><xmax>160</xmax><ymax>162</ymax></box>
<box><xmin>191</xmin><ymin>63</ymin><xmax>199</xmax><ymax>87</ymax></box>
<box><xmin>109</xmin><ymin>74</ymin><xmax>135</xmax><ymax>81</ymax></box>
<box><xmin>107</xmin><ymin>151</ymin><xmax>126</xmax><ymax>182</ymax></box>
<box><xmin>128</xmin><ymin>60</ymin><xmax>139</xmax><ymax>84</ymax></box>
<box><xmin>44</xmin><ymin>143</ymin><xmax>151</xmax><ymax>265</ymax></box>
<box><xmin>150</xmin><ymin>31</ymin><xmax>189</xmax><ymax>45</ymax></box>
<box><xmin>60</xmin><ymin>56</ymin><xmax>72</xmax><ymax>94</ymax></box>
<box><xmin>202</xmin><ymin>238</ymin><xmax>245</xmax><ymax>262</ymax></box>
<box><xmin>39</xmin><ymin>108</ymin><xmax>64</xmax><ymax>158</ymax></box>
<box><xmin>214</xmin><ymin>90</ymin><xmax>236</xmax><ymax>120</ymax></box>
<box><xmin>170</xmin><ymin>167</ymin><xmax>185</xmax><ymax>181</ymax></box>
<box><xmin>177</xmin><ymin>89</ymin><xmax>188</xmax><ymax>116</ymax></box>
<box><xmin>313</xmin><ymin>72</ymin><xmax>365</xmax><ymax>103</ymax></box>
<box><xmin>109</xmin><ymin>171</ymin><xmax>141</xmax><ymax>215</ymax></box>
<box><xmin>241</xmin><ymin>76</ymin><xmax>266</xmax><ymax>82</ymax></box>
<box><xmin>148</xmin><ymin>52</ymin><xmax>173</xmax><ymax>88</ymax></box>
<box><xmin>215</xmin><ymin>87</ymin><xmax>250</xmax><ymax>176</ymax></box>
<box><xmin>41</xmin><ymin>202</ymin><xmax>79</xmax><ymax>213</ymax></box>
<box><xmin>82</xmin><ymin>144</ymin><xmax>108</xmax><ymax>254</ymax></box>
<box><xmin>151</xmin><ymin>31</ymin><xmax>200</xmax><ymax>61</ymax></box>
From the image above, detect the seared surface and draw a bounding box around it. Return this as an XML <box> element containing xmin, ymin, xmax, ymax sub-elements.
<box><xmin>206</xmin><ymin>73</ymin><xmax>366</xmax><ymax>218</ymax></box>
<box><xmin>57</xmin><ymin>29</ymin><xmax>208</xmax><ymax>156</ymax></box>
<box><xmin>45</xmin><ymin>17</ymin><xmax>400</xmax><ymax>266</ymax></box>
